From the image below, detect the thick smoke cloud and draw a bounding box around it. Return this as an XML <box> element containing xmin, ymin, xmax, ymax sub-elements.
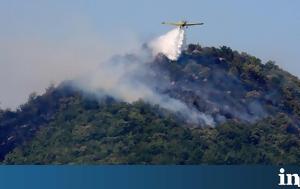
<box><xmin>72</xmin><ymin>29</ymin><xmax>215</xmax><ymax>126</ymax></box>
<box><xmin>1</xmin><ymin>24</ymin><xmax>269</xmax><ymax>126</ymax></box>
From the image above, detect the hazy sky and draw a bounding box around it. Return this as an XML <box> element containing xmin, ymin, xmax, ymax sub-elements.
<box><xmin>0</xmin><ymin>0</ymin><xmax>299</xmax><ymax>108</ymax></box>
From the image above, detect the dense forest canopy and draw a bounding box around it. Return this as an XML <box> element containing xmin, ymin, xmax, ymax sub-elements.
<box><xmin>1</xmin><ymin>44</ymin><xmax>300</xmax><ymax>164</ymax></box>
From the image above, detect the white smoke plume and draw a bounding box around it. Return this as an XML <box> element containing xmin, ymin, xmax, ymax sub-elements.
<box><xmin>149</xmin><ymin>28</ymin><xmax>186</xmax><ymax>61</ymax></box>
<box><xmin>1</xmin><ymin>23</ymin><xmax>213</xmax><ymax>126</ymax></box>
<box><xmin>74</xmin><ymin>53</ymin><xmax>214</xmax><ymax>126</ymax></box>
<box><xmin>73</xmin><ymin>29</ymin><xmax>215</xmax><ymax>126</ymax></box>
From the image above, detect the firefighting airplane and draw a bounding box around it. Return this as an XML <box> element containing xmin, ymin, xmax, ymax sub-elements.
<box><xmin>162</xmin><ymin>20</ymin><xmax>204</xmax><ymax>29</ymax></box>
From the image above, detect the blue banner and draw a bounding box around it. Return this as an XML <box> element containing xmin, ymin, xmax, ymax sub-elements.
<box><xmin>0</xmin><ymin>166</ymin><xmax>293</xmax><ymax>189</ymax></box>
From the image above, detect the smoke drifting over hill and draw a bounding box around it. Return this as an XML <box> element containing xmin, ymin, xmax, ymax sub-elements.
<box><xmin>71</xmin><ymin>27</ymin><xmax>278</xmax><ymax>126</ymax></box>
<box><xmin>2</xmin><ymin>27</ymin><xmax>277</xmax><ymax>127</ymax></box>
<box><xmin>73</xmin><ymin>29</ymin><xmax>215</xmax><ymax>126</ymax></box>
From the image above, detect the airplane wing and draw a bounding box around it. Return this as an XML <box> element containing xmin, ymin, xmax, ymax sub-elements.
<box><xmin>161</xmin><ymin>22</ymin><xmax>182</xmax><ymax>26</ymax></box>
<box><xmin>185</xmin><ymin>23</ymin><xmax>204</xmax><ymax>26</ymax></box>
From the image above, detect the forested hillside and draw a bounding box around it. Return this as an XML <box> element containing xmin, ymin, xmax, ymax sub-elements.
<box><xmin>1</xmin><ymin>44</ymin><xmax>300</xmax><ymax>164</ymax></box>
